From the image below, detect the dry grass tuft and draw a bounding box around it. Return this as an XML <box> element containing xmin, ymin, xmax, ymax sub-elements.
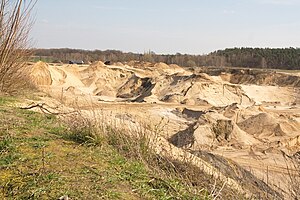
<box><xmin>61</xmin><ymin>108</ymin><xmax>241</xmax><ymax>199</ymax></box>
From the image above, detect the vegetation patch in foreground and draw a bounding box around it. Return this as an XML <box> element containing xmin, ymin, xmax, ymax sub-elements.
<box><xmin>0</xmin><ymin>95</ymin><xmax>240</xmax><ymax>199</ymax></box>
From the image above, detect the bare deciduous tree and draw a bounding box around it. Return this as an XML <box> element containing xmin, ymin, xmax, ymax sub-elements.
<box><xmin>0</xmin><ymin>0</ymin><xmax>36</xmax><ymax>93</ymax></box>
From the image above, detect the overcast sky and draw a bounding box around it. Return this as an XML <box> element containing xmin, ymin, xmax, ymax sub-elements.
<box><xmin>31</xmin><ymin>0</ymin><xmax>300</xmax><ymax>54</ymax></box>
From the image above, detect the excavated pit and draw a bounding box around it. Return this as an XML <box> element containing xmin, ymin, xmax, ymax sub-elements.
<box><xmin>29</xmin><ymin>61</ymin><xmax>300</xmax><ymax>199</ymax></box>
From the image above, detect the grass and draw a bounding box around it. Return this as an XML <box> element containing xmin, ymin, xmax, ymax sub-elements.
<box><xmin>0</xmin><ymin>96</ymin><xmax>17</xmax><ymax>106</ymax></box>
<box><xmin>0</xmin><ymin>95</ymin><xmax>239</xmax><ymax>199</ymax></box>
<box><xmin>0</xmin><ymin>96</ymin><xmax>137</xmax><ymax>199</ymax></box>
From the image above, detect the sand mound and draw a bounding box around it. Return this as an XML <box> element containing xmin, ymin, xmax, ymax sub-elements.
<box><xmin>169</xmin><ymin>109</ymin><xmax>260</xmax><ymax>150</ymax></box>
<box><xmin>82</xmin><ymin>62</ymin><xmax>106</xmax><ymax>73</ymax></box>
<box><xmin>79</xmin><ymin>63</ymin><xmax>133</xmax><ymax>96</ymax></box>
<box><xmin>114</xmin><ymin>62</ymin><xmax>124</xmax><ymax>66</ymax></box>
<box><xmin>154</xmin><ymin>62</ymin><xmax>169</xmax><ymax>69</ymax></box>
<box><xmin>30</xmin><ymin>61</ymin><xmax>52</xmax><ymax>85</ymax></box>
<box><xmin>117</xmin><ymin>75</ymin><xmax>154</xmax><ymax>100</ymax></box>
<box><xmin>227</xmin><ymin>70</ymin><xmax>300</xmax><ymax>87</ymax></box>
<box><xmin>237</xmin><ymin>113</ymin><xmax>287</xmax><ymax>137</ymax></box>
<box><xmin>152</xmin><ymin>62</ymin><xmax>188</xmax><ymax>75</ymax></box>
<box><xmin>187</xmin><ymin>83</ymin><xmax>250</xmax><ymax>106</ymax></box>
<box><xmin>139</xmin><ymin>72</ymin><xmax>254</xmax><ymax>106</ymax></box>
<box><xmin>169</xmin><ymin>64</ymin><xmax>181</xmax><ymax>69</ymax></box>
<box><xmin>92</xmin><ymin>61</ymin><xmax>105</xmax><ymax>67</ymax></box>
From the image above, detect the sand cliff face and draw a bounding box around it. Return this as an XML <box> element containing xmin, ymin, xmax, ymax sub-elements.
<box><xmin>29</xmin><ymin>61</ymin><xmax>300</xmax><ymax>199</ymax></box>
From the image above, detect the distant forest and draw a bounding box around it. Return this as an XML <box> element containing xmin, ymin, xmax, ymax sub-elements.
<box><xmin>32</xmin><ymin>47</ymin><xmax>300</xmax><ymax>70</ymax></box>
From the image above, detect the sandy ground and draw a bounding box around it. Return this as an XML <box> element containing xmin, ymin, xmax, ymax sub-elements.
<box><xmin>28</xmin><ymin>61</ymin><xmax>300</xmax><ymax>198</ymax></box>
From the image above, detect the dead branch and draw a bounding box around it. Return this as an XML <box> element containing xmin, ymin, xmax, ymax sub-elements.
<box><xmin>20</xmin><ymin>103</ymin><xmax>77</xmax><ymax>115</ymax></box>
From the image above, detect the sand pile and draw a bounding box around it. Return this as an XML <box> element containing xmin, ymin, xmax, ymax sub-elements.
<box><xmin>123</xmin><ymin>62</ymin><xmax>188</xmax><ymax>76</ymax></box>
<box><xmin>152</xmin><ymin>62</ymin><xmax>188</xmax><ymax>75</ymax></box>
<box><xmin>92</xmin><ymin>61</ymin><xmax>106</xmax><ymax>67</ymax></box>
<box><xmin>149</xmin><ymin>73</ymin><xmax>252</xmax><ymax>106</ymax></box>
<box><xmin>154</xmin><ymin>62</ymin><xmax>169</xmax><ymax>69</ymax></box>
<box><xmin>236</xmin><ymin>113</ymin><xmax>300</xmax><ymax>140</ymax></box>
<box><xmin>30</xmin><ymin>61</ymin><xmax>52</xmax><ymax>85</ymax></box>
<box><xmin>116</xmin><ymin>75</ymin><xmax>154</xmax><ymax>101</ymax></box>
<box><xmin>80</xmin><ymin>62</ymin><xmax>133</xmax><ymax>97</ymax></box>
<box><xmin>185</xmin><ymin>82</ymin><xmax>252</xmax><ymax>107</ymax></box>
<box><xmin>153</xmin><ymin>74</ymin><xmax>196</xmax><ymax>104</ymax></box>
<box><xmin>169</xmin><ymin>109</ymin><xmax>260</xmax><ymax>150</ymax></box>
<box><xmin>114</xmin><ymin>62</ymin><xmax>124</xmax><ymax>66</ymax></box>
<box><xmin>223</xmin><ymin>70</ymin><xmax>300</xmax><ymax>87</ymax></box>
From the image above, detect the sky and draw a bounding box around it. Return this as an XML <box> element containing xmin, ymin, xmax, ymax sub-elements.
<box><xmin>31</xmin><ymin>0</ymin><xmax>300</xmax><ymax>54</ymax></box>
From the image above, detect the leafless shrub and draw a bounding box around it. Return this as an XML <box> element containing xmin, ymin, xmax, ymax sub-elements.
<box><xmin>0</xmin><ymin>0</ymin><xmax>36</xmax><ymax>94</ymax></box>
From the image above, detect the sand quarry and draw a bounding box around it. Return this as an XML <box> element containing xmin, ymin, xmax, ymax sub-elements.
<box><xmin>28</xmin><ymin>61</ymin><xmax>300</xmax><ymax>199</ymax></box>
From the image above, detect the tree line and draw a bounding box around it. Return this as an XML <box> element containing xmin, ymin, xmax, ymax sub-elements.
<box><xmin>212</xmin><ymin>47</ymin><xmax>300</xmax><ymax>70</ymax></box>
<box><xmin>32</xmin><ymin>47</ymin><xmax>300</xmax><ymax>70</ymax></box>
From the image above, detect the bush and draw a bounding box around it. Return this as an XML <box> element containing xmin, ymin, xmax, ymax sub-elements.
<box><xmin>0</xmin><ymin>0</ymin><xmax>36</xmax><ymax>93</ymax></box>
